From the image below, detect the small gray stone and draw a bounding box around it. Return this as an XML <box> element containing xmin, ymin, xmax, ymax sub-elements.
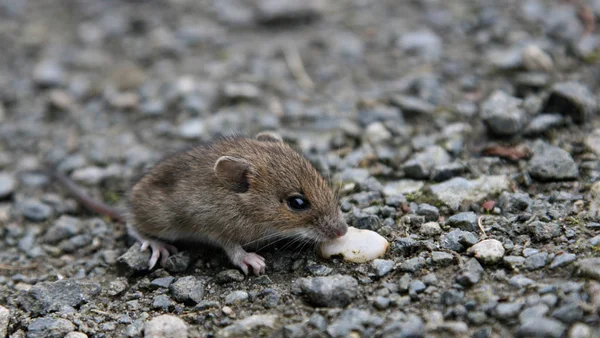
<box><xmin>43</xmin><ymin>216</ymin><xmax>82</xmax><ymax>244</ymax></box>
<box><xmin>408</xmin><ymin>280</ymin><xmax>426</xmax><ymax>295</ymax></box>
<box><xmin>402</xmin><ymin>145</ymin><xmax>451</xmax><ymax>179</ymax></box>
<box><xmin>498</xmin><ymin>192</ymin><xmax>532</xmax><ymax>214</ymax></box>
<box><xmin>431</xmin><ymin>251</ymin><xmax>455</xmax><ymax>265</ymax></box>
<box><xmin>64</xmin><ymin>333</ymin><xmax>88</xmax><ymax>338</ymax></box>
<box><xmin>467</xmin><ymin>239</ymin><xmax>505</xmax><ymax>265</ymax></box>
<box><xmin>117</xmin><ymin>244</ymin><xmax>151</xmax><ymax>274</ymax></box>
<box><xmin>144</xmin><ymin>315</ymin><xmax>188</xmax><ymax>338</ymax></box>
<box><xmin>152</xmin><ymin>295</ymin><xmax>173</xmax><ymax>311</ymax></box>
<box><xmin>519</xmin><ymin>304</ymin><xmax>550</xmax><ymax>323</ymax></box>
<box><xmin>420</xmin><ymin>222</ymin><xmax>442</xmax><ymax>237</ymax></box>
<box><xmin>33</xmin><ymin>61</ymin><xmax>65</xmax><ymax>87</ymax></box>
<box><xmin>255</xmin><ymin>0</ymin><xmax>325</xmax><ymax>24</ymax></box>
<box><xmin>398</xmin><ymin>257</ymin><xmax>426</xmax><ymax>273</ymax></box>
<box><xmin>525</xmin><ymin>114</ymin><xmax>565</xmax><ymax>135</ymax></box>
<box><xmin>169</xmin><ymin>276</ymin><xmax>205</xmax><ymax>305</ymax></box>
<box><xmin>568</xmin><ymin>323</ymin><xmax>594</xmax><ymax>338</ymax></box>
<box><xmin>430</xmin><ymin>176</ymin><xmax>510</xmax><ymax>211</ymax></box>
<box><xmin>516</xmin><ymin>317</ymin><xmax>566</xmax><ymax>338</ymax></box>
<box><xmin>525</xmin><ymin>252</ymin><xmax>549</xmax><ymax>270</ymax></box>
<box><xmin>150</xmin><ymin>277</ymin><xmax>175</xmax><ymax>289</ymax></box>
<box><xmin>503</xmin><ymin>256</ymin><xmax>526</xmax><ymax>270</ymax></box>
<box><xmin>216</xmin><ymin>314</ymin><xmax>278</xmax><ymax>338</ymax></box>
<box><xmin>529</xmin><ymin>142</ymin><xmax>578</xmax><ymax>181</ymax></box>
<box><xmin>0</xmin><ymin>173</ymin><xmax>15</xmax><ymax>199</ymax></box>
<box><xmin>441</xmin><ymin>229</ymin><xmax>478</xmax><ymax>252</ymax></box>
<box><xmin>225</xmin><ymin>290</ymin><xmax>249</xmax><ymax>305</ymax></box>
<box><xmin>352</xmin><ymin>214</ymin><xmax>382</xmax><ymax>230</ymax></box>
<box><xmin>495</xmin><ymin>302</ymin><xmax>523</xmax><ymax>320</ymax></box>
<box><xmin>521</xmin><ymin>45</ymin><xmax>553</xmax><ymax>72</ymax></box>
<box><xmin>163</xmin><ymin>252</ymin><xmax>190</xmax><ymax>273</ymax></box>
<box><xmin>509</xmin><ymin>275</ymin><xmax>535</xmax><ymax>288</ymax></box>
<box><xmin>297</xmin><ymin>275</ymin><xmax>358</xmax><ymax>307</ymax></box>
<box><xmin>456</xmin><ymin>258</ymin><xmax>484</xmax><ymax>286</ymax></box>
<box><xmin>27</xmin><ymin>317</ymin><xmax>75</xmax><ymax>338</ymax></box>
<box><xmin>528</xmin><ymin>221</ymin><xmax>562</xmax><ymax>242</ymax></box>
<box><xmin>372</xmin><ymin>259</ymin><xmax>394</xmax><ymax>277</ymax></box>
<box><xmin>551</xmin><ymin>302</ymin><xmax>583</xmax><ymax>324</ymax></box>
<box><xmin>397</xmin><ymin>29</ymin><xmax>443</xmax><ymax>61</ymax></box>
<box><xmin>0</xmin><ymin>306</ymin><xmax>8</xmax><ymax>338</ymax></box>
<box><xmin>106</xmin><ymin>277</ymin><xmax>128</xmax><ymax>296</ymax></box>
<box><xmin>327</xmin><ymin>309</ymin><xmax>384</xmax><ymax>338</ymax></box>
<box><xmin>543</xmin><ymin>81</ymin><xmax>598</xmax><ymax>124</ymax></box>
<box><xmin>549</xmin><ymin>253</ymin><xmax>576</xmax><ymax>269</ymax></box>
<box><xmin>447</xmin><ymin>212</ymin><xmax>478</xmax><ymax>232</ymax></box>
<box><xmin>19</xmin><ymin>199</ymin><xmax>53</xmax><ymax>222</ymax></box>
<box><xmin>215</xmin><ymin>269</ymin><xmax>245</xmax><ymax>284</ymax></box>
<box><xmin>177</xmin><ymin>119</ymin><xmax>206</xmax><ymax>139</ymax></box>
<box><xmin>481</xmin><ymin>91</ymin><xmax>526</xmax><ymax>136</ymax></box>
<box><xmin>575</xmin><ymin>258</ymin><xmax>600</xmax><ymax>280</ymax></box>
<box><xmin>417</xmin><ymin>203</ymin><xmax>439</xmax><ymax>221</ymax></box>
<box><xmin>20</xmin><ymin>280</ymin><xmax>101</xmax><ymax>315</ymax></box>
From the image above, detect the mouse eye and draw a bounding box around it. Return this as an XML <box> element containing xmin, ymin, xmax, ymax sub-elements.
<box><xmin>286</xmin><ymin>195</ymin><xmax>310</xmax><ymax>211</ymax></box>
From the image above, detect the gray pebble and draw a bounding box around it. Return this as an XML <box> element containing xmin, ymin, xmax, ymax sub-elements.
<box><xmin>402</xmin><ymin>145</ymin><xmax>450</xmax><ymax>179</ymax></box>
<box><xmin>575</xmin><ymin>258</ymin><xmax>600</xmax><ymax>280</ymax></box>
<box><xmin>519</xmin><ymin>304</ymin><xmax>550</xmax><ymax>323</ymax></box>
<box><xmin>408</xmin><ymin>280</ymin><xmax>426</xmax><ymax>295</ymax></box>
<box><xmin>225</xmin><ymin>290</ymin><xmax>249</xmax><ymax>305</ymax></box>
<box><xmin>397</xmin><ymin>29</ymin><xmax>443</xmax><ymax>61</ymax></box>
<box><xmin>33</xmin><ymin>61</ymin><xmax>65</xmax><ymax>87</ymax></box>
<box><xmin>20</xmin><ymin>280</ymin><xmax>101</xmax><ymax>315</ymax></box>
<box><xmin>43</xmin><ymin>215</ymin><xmax>82</xmax><ymax>244</ymax></box>
<box><xmin>0</xmin><ymin>306</ymin><xmax>8</xmax><ymax>338</ymax></box>
<box><xmin>417</xmin><ymin>203</ymin><xmax>439</xmax><ymax>221</ymax></box>
<box><xmin>528</xmin><ymin>141</ymin><xmax>578</xmax><ymax>181</ymax></box>
<box><xmin>526</xmin><ymin>252</ymin><xmax>549</xmax><ymax>270</ymax></box>
<box><xmin>456</xmin><ymin>258</ymin><xmax>484</xmax><ymax>286</ymax></box>
<box><xmin>27</xmin><ymin>317</ymin><xmax>75</xmax><ymax>338</ymax></box>
<box><xmin>398</xmin><ymin>257</ymin><xmax>426</xmax><ymax>273</ymax></box>
<box><xmin>144</xmin><ymin>315</ymin><xmax>188</xmax><ymax>338</ymax></box>
<box><xmin>528</xmin><ymin>221</ymin><xmax>562</xmax><ymax>242</ymax></box>
<box><xmin>255</xmin><ymin>0</ymin><xmax>325</xmax><ymax>24</ymax></box>
<box><xmin>498</xmin><ymin>192</ymin><xmax>532</xmax><ymax>214</ymax></box>
<box><xmin>551</xmin><ymin>302</ymin><xmax>583</xmax><ymax>324</ymax></box>
<box><xmin>18</xmin><ymin>199</ymin><xmax>53</xmax><ymax>222</ymax></box>
<box><xmin>420</xmin><ymin>222</ymin><xmax>442</xmax><ymax>237</ymax></box>
<box><xmin>549</xmin><ymin>253</ymin><xmax>576</xmax><ymax>269</ymax></box>
<box><xmin>525</xmin><ymin>114</ymin><xmax>565</xmax><ymax>135</ymax></box>
<box><xmin>215</xmin><ymin>269</ymin><xmax>245</xmax><ymax>284</ymax></box>
<box><xmin>447</xmin><ymin>212</ymin><xmax>478</xmax><ymax>232</ymax></box>
<box><xmin>169</xmin><ymin>276</ymin><xmax>205</xmax><ymax>305</ymax></box>
<box><xmin>152</xmin><ymin>295</ymin><xmax>173</xmax><ymax>311</ymax></box>
<box><xmin>163</xmin><ymin>252</ymin><xmax>191</xmax><ymax>273</ymax></box>
<box><xmin>0</xmin><ymin>173</ymin><xmax>15</xmax><ymax>199</ymax></box>
<box><xmin>494</xmin><ymin>302</ymin><xmax>523</xmax><ymax>319</ymax></box>
<box><xmin>297</xmin><ymin>275</ymin><xmax>358</xmax><ymax>307</ymax></box>
<box><xmin>509</xmin><ymin>275</ymin><xmax>535</xmax><ymax>288</ymax></box>
<box><xmin>327</xmin><ymin>308</ymin><xmax>384</xmax><ymax>338</ymax></box>
<box><xmin>117</xmin><ymin>244</ymin><xmax>151</xmax><ymax>274</ymax></box>
<box><xmin>481</xmin><ymin>91</ymin><xmax>526</xmax><ymax>136</ymax></box>
<box><xmin>150</xmin><ymin>277</ymin><xmax>175</xmax><ymax>289</ymax></box>
<box><xmin>431</xmin><ymin>251</ymin><xmax>455</xmax><ymax>265</ymax></box>
<box><xmin>467</xmin><ymin>239</ymin><xmax>505</xmax><ymax>265</ymax></box>
<box><xmin>516</xmin><ymin>317</ymin><xmax>566</xmax><ymax>338</ymax></box>
<box><xmin>543</xmin><ymin>81</ymin><xmax>598</xmax><ymax>124</ymax></box>
<box><xmin>503</xmin><ymin>256</ymin><xmax>526</xmax><ymax>270</ymax></box>
<box><xmin>372</xmin><ymin>259</ymin><xmax>394</xmax><ymax>277</ymax></box>
<box><xmin>441</xmin><ymin>229</ymin><xmax>478</xmax><ymax>252</ymax></box>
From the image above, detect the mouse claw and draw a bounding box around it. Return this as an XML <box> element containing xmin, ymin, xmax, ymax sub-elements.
<box><xmin>140</xmin><ymin>240</ymin><xmax>178</xmax><ymax>270</ymax></box>
<box><xmin>241</xmin><ymin>252</ymin><xmax>266</xmax><ymax>275</ymax></box>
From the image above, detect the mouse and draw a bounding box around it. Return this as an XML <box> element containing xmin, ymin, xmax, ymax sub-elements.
<box><xmin>54</xmin><ymin>131</ymin><xmax>348</xmax><ymax>275</ymax></box>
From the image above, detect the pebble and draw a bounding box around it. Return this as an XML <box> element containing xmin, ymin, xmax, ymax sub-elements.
<box><xmin>431</xmin><ymin>163</ymin><xmax>465</xmax><ymax>182</ymax></box>
<box><xmin>33</xmin><ymin>61</ymin><xmax>65</xmax><ymax>87</ymax></box>
<box><xmin>169</xmin><ymin>276</ymin><xmax>205</xmax><ymax>305</ymax></box>
<box><xmin>365</xmin><ymin>122</ymin><xmax>391</xmax><ymax>144</ymax></box>
<box><xmin>255</xmin><ymin>0</ymin><xmax>325</xmax><ymax>24</ymax></box>
<box><xmin>495</xmin><ymin>302</ymin><xmax>523</xmax><ymax>320</ymax></box>
<box><xmin>408</xmin><ymin>280</ymin><xmax>426</xmax><ymax>295</ymax></box>
<box><xmin>163</xmin><ymin>252</ymin><xmax>191</xmax><ymax>273</ymax></box>
<box><xmin>27</xmin><ymin>317</ymin><xmax>75</xmax><ymax>338</ymax></box>
<box><xmin>372</xmin><ymin>259</ymin><xmax>394</xmax><ymax>277</ymax></box>
<box><xmin>150</xmin><ymin>277</ymin><xmax>175</xmax><ymax>289</ymax></box>
<box><xmin>420</xmin><ymin>222</ymin><xmax>442</xmax><ymax>237</ymax></box>
<box><xmin>568</xmin><ymin>323</ymin><xmax>594</xmax><ymax>338</ymax></box>
<box><xmin>575</xmin><ymin>258</ymin><xmax>600</xmax><ymax>280</ymax></box>
<box><xmin>509</xmin><ymin>275</ymin><xmax>535</xmax><ymax>288</ymax></box>
<box><xmin>543</xmin><ymin>81</ymin><xmax>598</xmax><ymax>124</ymax></box>
<box><xmin>441</xmin><ymin>229</ymin><xmax>478</xmax><ymax>252</ymax></box>
<box><xmin>525</xmin><ymin>114</ymin><xmax>565</xmax><ymax>135</ymax></box>
<box><xmin>399</xmin><ymin>257</ymin><xmax>426</xmax><ymax>273</ymax></box>
<box><xmin>397</xmin><ymin>29</ymin><xmax>443</xmax><ymax>61</ymax></box>
<box><xmin>447</xmin><ymin>212</ymin><xmax>478</xmax><ymax>232</ymax></box>
<box><xmin>402</xmin><ymin>145</ymin><xmax>451</xmax><ymax>179</ymax></box>
<box><xmin>528</xmin><ymin>221</ymin><xmax>562</xmax><ymax>242</ymax></box>
<box><xmin>152</xmin><ymin>295</ymin><xmax>173</xmax><ymax>311</ymax></box>
<box><xmin>18</xmin><ymin>199</ymin><xmax>53</xmax><ymax>222</ymax></box>
<box><xmin>65</xmin><ymin>333</ymin><xmax>88</xmax><ymax>338</ymax></box>
<box><xmin>431</xmin><ymin>251</ymin><xmax>455</xmax><ymax>265</ymax></box>
<box><xmin>42</xmin><ymin>216</ymin><xmax>81</xmax><ymax>245</ymax></box>
<box><xmin>519</xmin><ymin>304</ymin><xmax>550</xmax><ymax>322</ymax></box>
<box><xmin>215</xmin><ymin>269</ymin><xmax>245</xmax><ymax>284</ymax></box>
<box><xmin>0</xmin><ymin>306</ymin><xmax>8</xmax><ymax>338</ymax></box>
<box><xmin>456</xmin><ymin>258</ymin><xmax>485</xmax><ymax>286</ymax></box>
<box><xmin>503</xmin><ymin>256</ymin><xmax>526</xmax><ymax>270</ymax></box>
<box><xmin>498</xmin><ymin>192</ymin><xmax>532</xmax><ymax>214</ymax></box>
<box><xmin>528</xmin><ymin>141</ymin><xmax>578</xmax><ymax>181</ymax></box>
<box><xmin>467</xmin><ymin>239</ymin><xmax>505</xmax><ymax>265</ymax></box>
<box><xmin>20</xmin><ymin>280</ymin><xmax>101</xmax><ymax>315</ymax></box>
<box><xmin>516</xmin><ymin>317</ymin><xmax>566</xmax><ymax>338</ymax></box>
<box><xmin>0</xmin><ymin>173</ymin><xmax>15</xmax><ymax>199</ymax></box>
<box><xmin>551</xmin><ymin>302</ymin><xmax>583</xmax><ymax>324</ymax></box>
<box><xmin>216</xmin><ymin>314</ymin><xmax>277</xmax><ymax>338</ymax></box>
<box><xmin>117</xmin><ymin>244</ymin><xmax>151</xmax><ymax>274</ymax></box>
<box><xmin>430</xmin><ymin>176</ymin><xmax>510</xmax><ymax>211</ymax></box>
<box><xmin>177</xmin><ymin>119</ymin><xmax>206</xmax><ymax>140</ymax></box>
<box><xmin>296</xmin><ymin>275</ymin><xmax>358</xmax><ymax>307</ymax></box>
<box><xmin>525</xmin><ymin>252</ymin><xmax>549</xmax><ymax>270</ymax></box>
<box><xmin>144</xmin><ymin>315</ymin><xmax>188</xmax><ymax>338</ymax></box>
<box><xmin>521</xmin><ymin>45</ymin><xmax>553</xmax><ymax>71</ymax></box>
<box><xmin>327</xmin><ymin>309</ymin><xmax>384</xmax><ymax>338</ymax></box>
<box><xmin>416</xmin><ymin>203</ymin><xmax>439</xmax><ymax>221</ymax></box>
<box><xmin>481</xmin><ymin>91</ymin><xmax>525</xmax><ymax>136</ymax></box>
<box><xmin>318</xmin><ymin>227</ymin><xmax>388</xmax><ymax>263</ymax></box>
<box><xmin>225</xmin><ymin>291</ymin><xmax>249</xmax><ymax>305</ymax></box>
<box><xmin>549</xmin><ymin>253</ymin><xmax>576</xmax><ymax>269</ymax></box>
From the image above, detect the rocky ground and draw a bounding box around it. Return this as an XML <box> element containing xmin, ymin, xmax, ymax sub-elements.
<box><xmin>0</xmin><ymin>0</ymin><xmax>600</xmax><ymax>337</ymax></box>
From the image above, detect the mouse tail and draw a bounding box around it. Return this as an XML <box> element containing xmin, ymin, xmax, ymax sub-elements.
<box><xmin>53</xmin><ymin>171</ymin><xmax>125</xmax><ymax>223</ymax></box>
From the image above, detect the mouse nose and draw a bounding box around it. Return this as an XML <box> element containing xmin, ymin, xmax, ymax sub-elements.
<box><xmin>334</xmin><ymin>223</ymin><xmax>348</xmax><ymax>238</ymax></box>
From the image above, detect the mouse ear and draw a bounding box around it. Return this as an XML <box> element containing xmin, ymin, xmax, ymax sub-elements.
<box><xmin>255</xmin><ymin>131</ymin><xmax>283</xmax><ymax>143</ymax></box>
<box><xmin>214</xmin><ymin>156</ymin><xmax>251</xmax><ymax>193</ymax></box>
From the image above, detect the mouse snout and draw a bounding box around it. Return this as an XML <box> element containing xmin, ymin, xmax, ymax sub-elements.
<box><xmin>333</xmin><ymin>221</ymin><xmax>348</xmax><ymax>238</ymax></box>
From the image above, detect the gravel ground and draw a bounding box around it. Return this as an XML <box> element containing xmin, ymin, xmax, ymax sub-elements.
<box><xmin>1</xmin><ymin>0</ymin><xmax>600</xmax><ymax>337</ymax></box>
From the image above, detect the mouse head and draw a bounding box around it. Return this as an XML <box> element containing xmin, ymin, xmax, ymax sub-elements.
<box><xmin>214</xmin><ymin>132</ymin><xmax>348</xmax><ymax>242</ymax></box>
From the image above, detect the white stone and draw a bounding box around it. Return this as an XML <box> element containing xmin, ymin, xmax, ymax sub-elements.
<box><xmin>318</xmin><ymin>227</ymin><xmax>389</xmax><ymax>263</ymax></box>
<box><xmin>467</xmin><ymin>239</ymin><xmax>505</xmax><ymax>265</ymax></box>
<box><xmin>144</xmin><ymin>315</ymin><xmax>188</xmax><ymax>338</ymax></box>
<box><xmin>0</xmin><ymin>305</ymin><xmax>9</xmax><ymax>338</ymax></box>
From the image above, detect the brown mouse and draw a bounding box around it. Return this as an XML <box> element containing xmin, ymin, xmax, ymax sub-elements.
<box><xmin>56</xmin><ymin>132</ymin><xmax>348</xmax><ymax>275</ymax></box>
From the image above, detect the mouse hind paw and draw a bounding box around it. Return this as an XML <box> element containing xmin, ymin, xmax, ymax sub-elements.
<box><xmin>140</xmin><ymin>240</ymin><xmax>179</xmax><ymax>269</ymax></box>
<box><xmin>227</xmin><ymin>246</ymin><xmax>266</xmax><ymax>275</ymax></box>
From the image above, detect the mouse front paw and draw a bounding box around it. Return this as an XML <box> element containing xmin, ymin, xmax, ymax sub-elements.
<box><xmin>233</xmin><ymin>252</ymin><xmax>266</xmax><ymax>275</ymax></box>
<box><xmin>140</xmin><ymin>240</ymin><xmax>179</xmax><ymax>269</ymax></box>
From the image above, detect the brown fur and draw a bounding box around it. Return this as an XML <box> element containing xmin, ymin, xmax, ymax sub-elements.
<box><xmin>128</xmin><ymin>136</ymin><xmax>347</xmax><ymax>252</ymax></box>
